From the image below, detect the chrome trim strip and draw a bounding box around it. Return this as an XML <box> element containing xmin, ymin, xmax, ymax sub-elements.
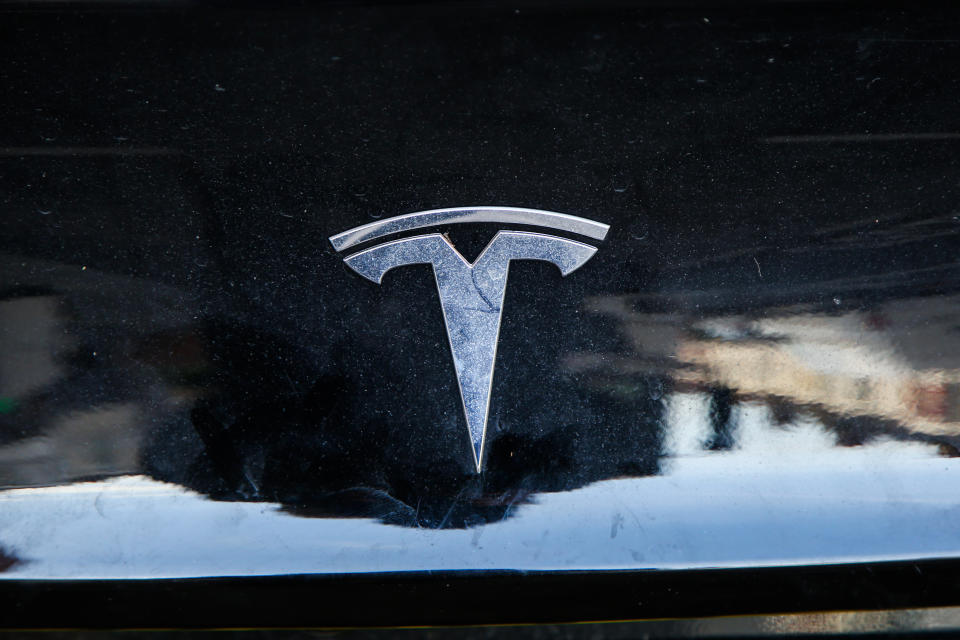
<box><xmin>328</xmin><ymin>206</ymin><xmax>610</xmax><ymax>252</ymax></box>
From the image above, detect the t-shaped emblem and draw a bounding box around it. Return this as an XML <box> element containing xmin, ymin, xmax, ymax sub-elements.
<box><xmin>330</xmin><ymin>207</ymin><xmax>609</xmax><ymax>471</ymax></box>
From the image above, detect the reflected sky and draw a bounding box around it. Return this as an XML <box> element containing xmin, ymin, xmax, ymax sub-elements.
<box><xmin>2</xmin><ymin>422</ymin><xmax>959</xmax><ymax>578</ymax></box>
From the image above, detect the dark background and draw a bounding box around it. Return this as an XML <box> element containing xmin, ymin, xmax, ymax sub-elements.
<box><xmin>1</xmin><ymin>0</ymin><xmax>959</xmax><ymax>626</ymax></box>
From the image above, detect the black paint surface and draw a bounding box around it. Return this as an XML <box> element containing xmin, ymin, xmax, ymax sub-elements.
<box><xmin>1</xmin><ymin>0</ymin><xmax>960</xmax><ymax>626</ymax></box>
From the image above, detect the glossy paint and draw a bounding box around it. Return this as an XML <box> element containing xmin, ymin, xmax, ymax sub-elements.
<box><xmin>0</xmin><ymin>0</ymin><xmax>959</xmax><ymax>615</ymax></box>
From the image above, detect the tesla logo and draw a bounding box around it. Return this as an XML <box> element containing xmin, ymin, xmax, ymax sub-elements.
<box><xmin>330</xmin><ymin>207</ymin><xmax>609</xmax><ymax>471</ymax></box>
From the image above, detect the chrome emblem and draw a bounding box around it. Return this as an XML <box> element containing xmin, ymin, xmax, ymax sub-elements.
<box><xmin>330</xmin><ymin>207</ymin><xmax>609</xmax><ymax>471</ymax></box>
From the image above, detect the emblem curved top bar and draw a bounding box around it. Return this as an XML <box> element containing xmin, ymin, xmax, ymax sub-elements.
<box><xmin>330</xmin><ymin>208</ymin><xmax>610</xmax><ymax>471</ymax></box>
<box><xmin>328</xmin><ymin>206</ymin><xmax>610</xmax><ymax>252</ymax></box>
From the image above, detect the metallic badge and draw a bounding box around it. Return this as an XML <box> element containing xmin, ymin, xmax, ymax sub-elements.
<box><xmin>330</xmin><ymin>207</ymin><xmax>609</xmax><ymax>471</ymax></box>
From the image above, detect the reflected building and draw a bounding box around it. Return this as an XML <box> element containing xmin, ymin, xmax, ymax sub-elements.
<box><xmin>566</xmin><ymin>293</ymin><xmax>960</xmax><ymax>454</ymax></box>
<box><xmin>0</xmin><ymin>257</ymin><xmax>195</xmax><ymax>488</ymax></box>
<box><xmin>0</xmin><ymin>292</ymin><xmax>145</xmax><ymax>486</ymax></box>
